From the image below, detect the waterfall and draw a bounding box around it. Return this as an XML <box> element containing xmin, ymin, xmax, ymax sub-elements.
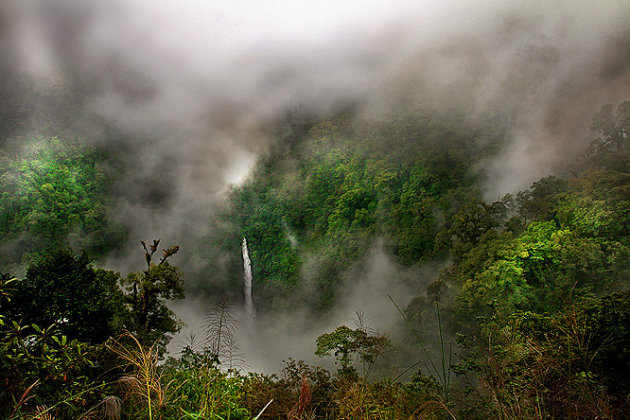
<box><xmin>241</xmin><ymin>237</ymin><xmax>255</xmax><ymax>323</ymax></box>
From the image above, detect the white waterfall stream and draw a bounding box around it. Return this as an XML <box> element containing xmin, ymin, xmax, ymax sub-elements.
<box><xmin>241</xmin><ymin>237</ymin><xmax>255</xmax><ymax>324</ymax></box>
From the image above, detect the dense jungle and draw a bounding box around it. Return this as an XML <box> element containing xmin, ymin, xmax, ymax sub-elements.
<box><xmin>1</xmin><ymin>1</ymin><xmax>630</xmax><ymax>419</ymax></box>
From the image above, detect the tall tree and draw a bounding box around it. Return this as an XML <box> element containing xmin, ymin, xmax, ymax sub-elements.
<box><xmin>10</xmin><ymin>248</ymin><xmax>127</xmax><ymax>343</ymax></box>
<box><xmin>122</xmin><ymin>239</ymin><xmax>184</xmax><ymax>349</ymax></box>
<box><xmin>587</xmin><ymin>100</ymin><xmax>630</xmax><ymax>171</ymax></box>
<box><xmin>0</xmin><ymin>137</ymin><xmax>124</xmax><ymax>267</ymax></box>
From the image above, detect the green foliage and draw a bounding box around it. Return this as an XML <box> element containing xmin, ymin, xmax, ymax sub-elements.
<box><xmin>8</xmin><ymin>248</ymin><xmax>127</xmax><ymax>343</ymax></box>
<box><xmin>121</xmin><ymin>240</ymin><xmax>184</xmax><ymax>350</ymax></box>
<box><xmin>432</xmin><ymin>101</ymin><xmax>630</xmax><ymax>417</ymax></box>
<box><xmin>2</xmin><ymin>100</ymin><xmax>630</xmax><ymax>418</ymax></box>
<box><xmin>516</xmin><ymin>175</ymin><xmax>567</xmax><ymax>221</ymax></box>
<box><xmin>0</xmin><ymin>267</ymin><xmax>112</xmax><ymax>419</ymax></box>
<box><xmin>458</xmin><ymin>292</ymin><xmax>630</xmax><ymax>419</ymax></box>
<box><xmin>93</xmin><ymin>335</ymin><xmax>445</xmax><ymax>420</ymax></box>
<box><xmin>0</xmin><ymin>137</ymin><xmax>124</xmax><ymax>267</ymax></box>
<box><xmin>437</xmin><ymin>194</ymin><xmax>505</xmax><ymax>263</ymax></box>
<box><xmin>448</xmin><ymin>168</ymin><xmax>630</xmax><ymax>324</ymax></box>
<box><xmin>239</xmin><ymin>357</ymin><xmax>443</xmax><ymax>420</ymax></box>
<box><xmin>575</xmin><ymin>291</ymin><xmax>630</xmax><ymax>395</ymax></box>
<box><xmin>217</xmin><ymin>110</ymin><xmax>496</xmax><ymax>309</ymax></box>
<box><xmin>315</xmin><ymin>325</ymin><xmax>390</xmax><ymax>377</ymax></box>
<box><xmin>587</xmin><ymin>100</ymin><xmax>630</xmax><ymax>171</ymax></box>
<box><xmin>172</xmin><ymin>369</ymin><xmax>248</xmax><ymax>420</ymax></box>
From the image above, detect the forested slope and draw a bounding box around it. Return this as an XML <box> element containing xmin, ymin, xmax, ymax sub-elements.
<box><xmin>212</xmin><ymin>109</ymin><xmax>505</xmax><ymax>309</ymax></box>
<box><xmin>1</xmin><ymin>100</ymin><xmax>629</xmax><ymax>418</ymax></box>
<box><xmin>0</xmin><ymin>137</ymin><xmax>125</xmax><ymax>270</ymax></box>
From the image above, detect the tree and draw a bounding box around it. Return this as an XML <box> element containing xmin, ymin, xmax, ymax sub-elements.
<box><xmin>0</xmin><ymin>268</ymin><xmax>108</xmax><ymax>419</ymax></box>
<box><xmin>315</xmin><ymin>325</ymin><xmax>390</xmax><ymax>377</ymax></box>
<box><xmin>0</xmin><ymin>137</ymin><xmax>124</xmax><ymax>267</ymax></box>
<box><xmin>516</xmin><ymin>176</ymin><xmax>567</xmax><ymax>221</ymax></box>
<box><xmin>590</xmin><ymin>100</ymin><xmax>630</xmax><ymax>152</ymax></box>
<box><xmin>587</xmin><ymin>100</ymin><xmax>630</xmax><ymax>171</ymax></box>
<box><xmin>204</xmin><ymin>298</ymin><xmax>243</xmax><ymax>371</ymax></box>
<box><xmin>450</xmin><ymin>168</ymin><xmax>630</xmax><ymax>324</ymax></box>
<box><xmin>121</xmin><ymin>239</ymin><xmax>184</xmax><ymax>349</ymax></box>
<box><xmin>437</xmin><ymin>196</ymin><xmax>502</xmax><ymax>264</ymax></box>
<box><xmin>9</xmin><ymin>248</ymin><xmax>127</xmax><ymax>344</ymax></box>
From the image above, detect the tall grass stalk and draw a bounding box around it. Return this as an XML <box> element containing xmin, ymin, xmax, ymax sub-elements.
<box><xmin>389</xmin><ymin>296</ymin><xmax>452</xmax><ymax>402</ymax></box>
<box><xmin>9</xmin><ymin>381</ymin><xmax>111</xmax><ymax>420</ymax></box>
<box><xmin>106</xmin><ymin>333</ymin><xmax>184</xmax><ymax>420</ymax></box>
<box><xmin>435</xmin><ymin>301</ymin><xmax>452</xmax><ymax>401</ymax></box>
<box><xmin>10</xmin><ymin>379</ymin><xmax>40</xmax><ymax>418</ymax></box>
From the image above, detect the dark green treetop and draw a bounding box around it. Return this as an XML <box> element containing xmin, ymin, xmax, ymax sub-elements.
<box><xmin>121</xmin><ymin>239</ymin><xmax>184</xmax><ymax>350</ymax></box>
<box><xmin>9</xmin><ymin>248</ymin><xmax>127</xmax><ymax>344</ymax></box>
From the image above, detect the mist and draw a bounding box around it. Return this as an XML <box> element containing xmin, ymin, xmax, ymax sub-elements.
<box><xmin>2</xmin><ymin>0</ymin><xmax>630</xmax><ymax>369</ymax></box>
<box><xmin>170</xmin><ymin>240</ymin><xmax>434</xmax><ymax>373</ymax></box>
<box><xmin>4</xmin><ymin>0</ymin><xmax>630</xmax><ymax>243</ymax></box>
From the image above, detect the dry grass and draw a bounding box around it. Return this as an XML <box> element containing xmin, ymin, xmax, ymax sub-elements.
<box><xmin>476</xmin><ymin>316</ymin><xmax>617</xmax><ymax>420</ymax></box>
<box><xmin>106</xmin><ymin>333</ymin><xmax>180</xmax><ymax>420</ymax></box>
<box><xmin>27</xmin><ymin>406</ymin><xmax>55</xmax><ymax>420</ymax></box>
<box><xmin>100</xmin><ymin>396</ymin><xmax>123</xmax><ymax>420</ymax></box>
<box><xmin>287</xmin><ymin>374</ymin><xmax>313</xmax><ymax>420</ymax></box>
<box><xmin>9</xmin><ymin>379</ymin><xmax>40</xmax><ymax>418</ymax></box>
